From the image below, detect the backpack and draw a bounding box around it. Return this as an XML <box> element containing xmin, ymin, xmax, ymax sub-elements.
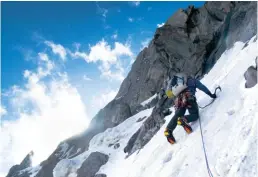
<box><xmin>168</xmin><ymin>73</ymin><xmax>188</xmax><ymax>97</ymax></box>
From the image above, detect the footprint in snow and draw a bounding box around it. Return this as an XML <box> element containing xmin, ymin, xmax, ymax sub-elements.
<box><xmin>227</xmin><ymin>109</ymin><xmax>235</xmax><ymax>116</ymax></box>
<box><xmin>163</xmin><ymin>151</ymin><xmax>173</xmax><ymax>164</ymax></box>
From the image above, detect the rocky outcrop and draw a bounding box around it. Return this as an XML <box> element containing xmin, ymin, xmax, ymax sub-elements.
<box><xmin>35</xmin><ymin>149</ymin><xmax>62</xmax><ymax>177</ymax></box>
<box><xmin>244</xmin><ymin>57</ymin><xmax>257</xmax><ymax>88</ymax></box>
<box><xmin>226</xmin><ymin>2</ymin><xmax>257</xmax><ymax>48</ymax></box>
<box><xmin>117</xmin><ymin>2</ymin><xmax>257</xmax><ymax>113</ymax></box>
<box><xmin>6</xmin><ymin>151</ymin><xmax>34</xmax><ymax>177</ymax></box>
<box><xmin>77</xmin><ymin>152</ymin><xmax>109</xmax><ymax>177</ymax></box>
<box><xmin>91</xmin><ymin>99</ymin><xmax>132</xmax><ymax>130</ymax></box>
<box><xmin>124</xmin><ymin>92</ymin><xmax>171</xmax><ymax>156</ymax></box>
<box><xmin>94</xmin><ymin>174</ymin><xmax>107</xmax><ymax>177</ymax></box>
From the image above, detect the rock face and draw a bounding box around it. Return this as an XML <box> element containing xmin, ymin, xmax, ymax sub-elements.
<box><xmin>77</xmin><ymin>152</ymin><xmax>109</xmax><ymax>177</ymax></box>
<box><xmin>117</xmin><ymin>2</ymin><xmax>257</xmax><ymax>112</ymax></box>
<box><xmin>6</xmin><ymin>2</ymin><xmax>257</xmax><ymax>177</ymax></box>
<box><xmin>244</xmin><ymin>57</ymin><xmax>257</xmax><ymax>88</ymax></box>
<box><xmin>94</xmin><ymin>174</ymin><xmax>107</xmax><ymax>177</ymax></box>
<box><xmin>6</xmin><ymin>151</ymin><xmax>34</xmax><ymax>177</ymax></box>
<box><xmin>124</xmin><ymin>92</ymin><xmax>171</xmax><ymax>156</ymax></box>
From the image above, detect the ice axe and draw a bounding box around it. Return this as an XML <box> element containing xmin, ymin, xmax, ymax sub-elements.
<box><xmin>198</xmin><ymin>86</ymin><xmax>222</xmax><ymax>109</ymax></box>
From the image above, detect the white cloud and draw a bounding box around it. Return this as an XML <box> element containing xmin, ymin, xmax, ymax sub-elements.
<box><xmin>0</xmin><ymin>106</ymin><xmax>7</xmax><ymax>117</ymax></box>
<box><xmin>83</xmin><ymin>75</ymin><xmax>92</xmax><ymax>81</ymax></box>
<box><xmin>126</xmin><ymin>35</ymin><xmax>133</xmax><ymax>47</ymax></box>
<box><xmin>140</xmin><ymin>31</ymin><xmax>153</xmax><ymax>35</ymax></box>
<box><xmin>23</xmin><ymin>53</ymin><xmax>54</xmax><ymax>81</ymax></box>
<box><xmin>38</xmin><ymin>52</ymin><xmax>49</xmax><ymax>62</ymax></box>
<box><xmin>73</xmin><ymin>40</ymin><xmax>133</xmax><ymax>63</ymax></box>
<box><xmin>112</xmin><ymin>31</ymin><xmax>118</xmax><ymax>40</ymax></box>
<box><xmin>100</xmin><ymin>68</ymin><xmax>125</xmax><ymax>82</ymax></box>
<box><xmin>96</xmin><ymin>3</ymin><xmax>108</xmax><ymax>19</ymax></box>
<box><xmin>112</xmin><ymin>34</ymin><xmax>118</xmax><ymax>39</ymax></box>
<box><xmin>131</xmin><ymin>1</ymin><xmax>140</xmax><ymax>7</ymax></box>
<box><xmin>99</xmin><ymin>54</ymin><xmax>126</xmax><ymax>82</ymax></box>
<box><xmin>96</xmin><ymin>3</ymin><xmax>109</xmax><ymax>29</ymax></box>
<box><xmin>69</xmin><ymin>50</ymin><xmax>88</xmax><ymax>61</ymax></box>
<box><xmin>73</xmin><ymin>42</ymin><xmax>81</xmax><ymax>51</ymax></box>
<box><xmin>17</xmin><ymin>47</ymin><xmax>37</xmax><ymax>62</ymax></box>
<box><xmin>141</xmin><ymin>38</ymin><xmax>151</xmax><ymax>50</ymax></box>
<box><xmin>137</xmin><ymin>17</ymin><xmax>144</xmax><ymax>21</ymax></box>
<box><xmin>70</xmin><ymin>40</ymin><xmax>133</xmax><ymax>81</ymax></box>
<box><xmin>45</xmin><ymin>41</ymin><xmax>67</xmax><ymax>61</ymax></box>
<box><xmin>0</xmin><ymin>53</ymin><xmax>88</xmax><ymax>176</ymax></box>
<box><xmin>157</xmin><ymin>23</ymin><xmax>165</xmax><ymax>28</ymax></box>
<box><xmin>104</xmin><ymin>25</ymin><xmax>111</xmax><ymax>29</ymax></box>
<box><xmin>91</xmin><ymin>89</ymin><xmax>118</xmax><ymax>110</ymax></box>
<box><xmin>112</xmin><ymin>42</ymin><xmax>133</xmax><ymax>57</ymax></box>
<box><xmin>128</xmin><ymin>17</ymin><xmax>134</xmax><ymax>22</ymax></box>
<box><xmin>32</xmin><ymin>32</ymin><xmax>45</xmax><ymax>43</ymax></box>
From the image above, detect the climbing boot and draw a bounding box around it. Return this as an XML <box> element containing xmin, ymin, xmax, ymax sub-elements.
<box><xmin>164</xmin><ymin>128</ymin><xmax>176</xmax><ymax>144</ymax></box>
<box><xmin>177</xmin><ymin>117</ymin><xmax>193</xmax><ymax>134</ymax></box>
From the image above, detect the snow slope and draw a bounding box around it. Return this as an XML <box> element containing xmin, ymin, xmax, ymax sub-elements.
<box><xmin>52</xmin><ymin>36</ymin><xmax>257</xmax><ymax>177</ymax></box>
<box><xmin>53</xmin><ymin>107</ymin><xmax>154</xmax><ymax>177</ymax></box>
<box><xmin>141</xmin><ymin>94</ymin><xmax>157</xmax><ymax>106</ymax></box>
<box><xmin>116</xmin><ymin>36</ymin><xmax>257</xmax><ymax>177</ymax></box>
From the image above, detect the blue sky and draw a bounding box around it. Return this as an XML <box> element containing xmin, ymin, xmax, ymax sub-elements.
<box><xmin>0</xmin><ymin>1</ymin><xmax>204</xmax><ymax>176</ymax></box>
<box><xmin>2</xmin><ymin>1</ymin><xmax>205</xmax><ymax>117</ymax></box>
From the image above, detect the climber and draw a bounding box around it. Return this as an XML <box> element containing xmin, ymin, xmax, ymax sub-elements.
<box><xmin>164</xmin><ymin>73</ymin><xmax>216</xmax><ymax>144</ymax></box>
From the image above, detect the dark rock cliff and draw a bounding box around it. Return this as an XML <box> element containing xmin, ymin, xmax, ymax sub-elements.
<box><xmin>6</xmin><ymin>151</ymin><xmax>34</xmax><ymax>177</ymax></box>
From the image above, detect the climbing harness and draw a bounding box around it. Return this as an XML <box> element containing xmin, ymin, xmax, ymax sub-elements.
<box><xmin>198</xmin><ymin>86</ymin><xmax>221</xmax><ymax>177</ymax></box>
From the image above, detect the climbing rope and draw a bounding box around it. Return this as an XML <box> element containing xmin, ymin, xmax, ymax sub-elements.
<box><xmin>198</xmin><ymin>116</ymin><xmax>214</xmax><ymax>177</ymax></box>
<box><xmin>198</xmin><ymin>86</ymin><xmax>221</xmax><ymax>177</ymax></box>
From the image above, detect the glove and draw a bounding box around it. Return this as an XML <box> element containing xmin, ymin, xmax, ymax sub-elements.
<box><xmin>166</xmin><ymin>90</ymin><xmax>174</xmax><ymax>98</ymax></box>
<box><xmin>210</xmin><ymin>93</ymin><xmax>217</xmax><ymax>99</ymax></box>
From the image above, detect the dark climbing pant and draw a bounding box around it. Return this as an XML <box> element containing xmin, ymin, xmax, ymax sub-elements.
<box><xmin>166</xmin><ymin>99</ymin><xmax>199</xmax><ymax>133</ymax></box>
